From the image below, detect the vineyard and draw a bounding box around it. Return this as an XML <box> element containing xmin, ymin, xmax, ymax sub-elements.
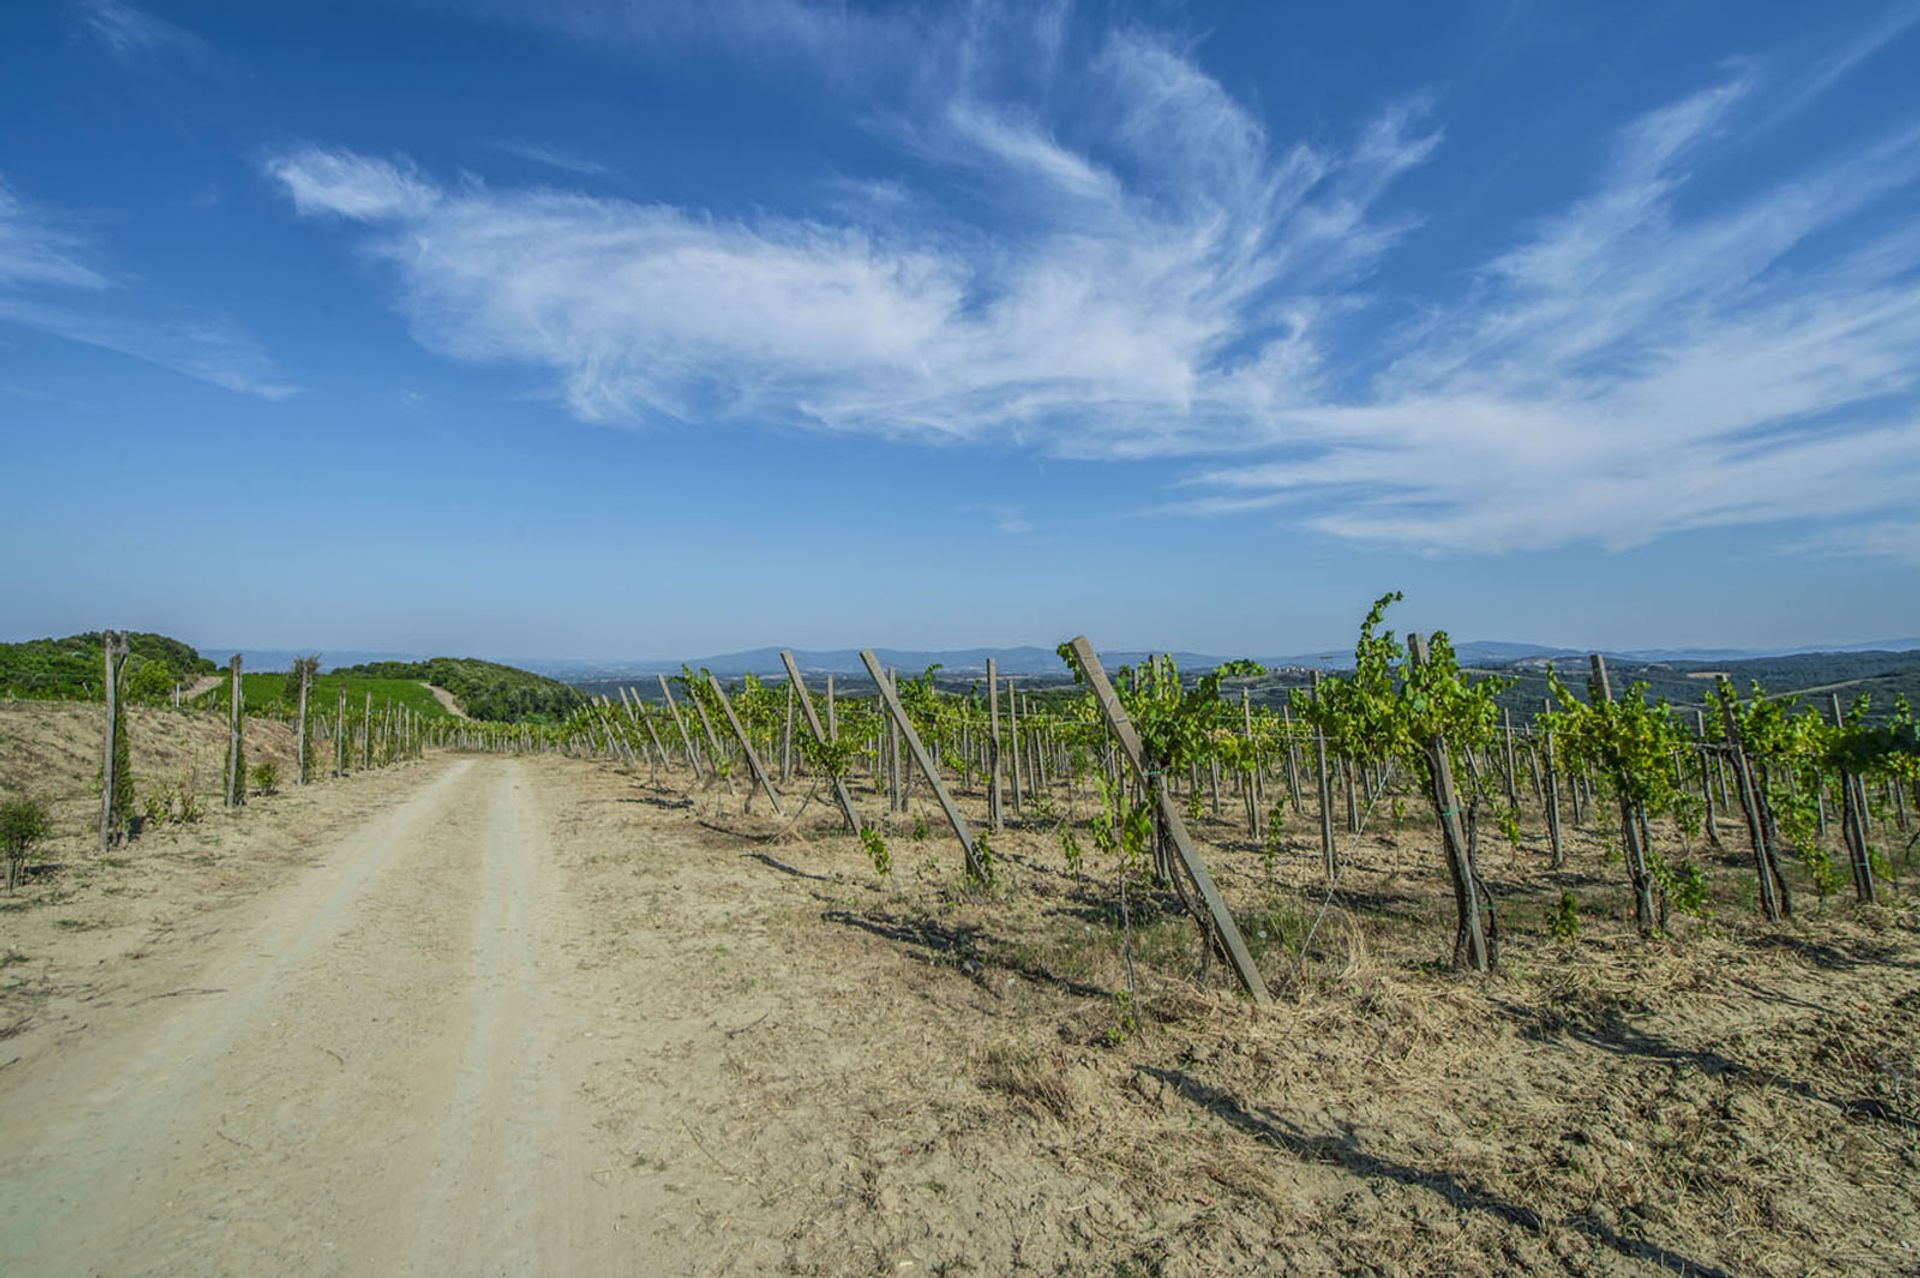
<box><xmin>424</xmin><ymin>594</ymin><xmax>1920</xmax><ymax>988</ymax></box>
<box><xmin>3</xmin><ymin>608</ymin><xmax>1918</xmax><ymax>1275</ymax></box>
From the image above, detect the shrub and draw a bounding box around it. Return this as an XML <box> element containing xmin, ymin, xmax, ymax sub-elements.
<box><xmin>251</xmin><ymin>762</ymin><xmax>278</xmax><ymax>795</ymax></box>
<box><xmin>2</xmin><ymin>794</ymin><xmax>52</xmax><ymax>892</ymax></box>
<box><xmin>1549</xmin><ymin>891</ymin><xmax>1580</xmax><ymax>943</ymax></box>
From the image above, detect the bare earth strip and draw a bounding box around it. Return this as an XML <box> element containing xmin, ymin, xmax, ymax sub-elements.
<box><xmin>422</xmin><ymin>682</ymin><xmax>470</xmax><ymax>720</ymax></box>
<box><xmin>0</xmin><ymin>758</ymin><xmax>636</xmax><ymax>1276</ymax></box>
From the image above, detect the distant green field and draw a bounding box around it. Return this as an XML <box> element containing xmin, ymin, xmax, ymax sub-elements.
<box><xmin>202</xmin><ymin>672</ymin><xmax>450</xmax><ymax>721</ymax></box>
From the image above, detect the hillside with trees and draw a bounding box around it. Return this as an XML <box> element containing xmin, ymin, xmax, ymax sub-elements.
<box><xmin>334</xmin><ymin>657</ymin><xmax>584</xmax><ymax>722</ymax></box>
<box><xmin>0</xmin><ymin>632</ymin><xmax>216</xmax><ymax>703</ymax></box>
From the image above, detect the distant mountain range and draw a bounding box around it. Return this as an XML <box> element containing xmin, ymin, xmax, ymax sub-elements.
<box><xmin>183</xmin><ymin>638</ymin><xmax>1920</xmax><ymax>681</ymax></box>
<box><xmin>518</xmin><ymin>637</ymin><xmax>1920</xmax><ymax>684</ymax></box>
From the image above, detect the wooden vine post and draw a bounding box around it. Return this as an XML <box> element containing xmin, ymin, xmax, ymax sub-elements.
<box><xmin>778</xmin><ymin>652</ymin><xmax>860</xmax><ymax>834</ymax></box>
<box><xmin>100</xmin><ymin>630</ymin><xmax>131</xmax><ymax>850</ymax></box>
<box><xmin>1064</xmin><ymin>638</ymin><xmax>1270</xmax><ymax>1003</ymax></box>
<box><xmin>1309</xmin><ymin>670</ymin><xmax>1337</xmax><ymax>880</ymax></box>
<box><xmin>986</xmin><ymin>657</ymin><xmax>1004</xmax><ymax>832</ymax></box>
<box><xmin>1694</xmin><ymin>709</ymin><xmax>1722</xmax><ymax>848</ymax></box>
<box><xmin>224</xmin><ymin>654</ymin><xmax>246</xmax><ymax>809</ymax></box>
<box><xmin>1541</xmin><ymin>698</ymin><xmax>1563</xmax><ymax>868</ymax></box>
<box><xmin>656</xmin><ymin>674</ymin><xmax>704</xmax><ymax>778</ymax></box>
<box><xmin>1006</xmin><ymin>676</ymin><xmax>1023</xmax><ymax>814</ymax></box>
<box><xmin>295</xmin><ymin>662</ymin><xmax>311</xmax><ymax>785</ymax></box>
<box><xmin>1829</xmin><ymin>692</ymin><xmax>1878</xmax><ymax>905</ymax></box>
<box><xmin>859</xmin><ymin>650</ymin><xmax>984</xmax><ymax>882</ymax></box>
<box><xmin>706</xmin><ymin>674</ymin><xmax>783</xmax><ymax>816</ymax></box>
<box><xmin>1719</xmin><ymin>680</ymin><xmax>1788</xmax><ymax>920</ymax></box>
<box><xmin>1405</xmin><ymin>634</ymin><xmax>1492</xmax><ymax>972</ymax></box>
<box><xmin>1590</xmin><ymin>654</ymin><xmax>1656</xmax><ymax>934</ymax></box>
<box><xmin>334</xmin><ymin>684</ymin><xmax>348</xmax><ymax>776</ymax></box>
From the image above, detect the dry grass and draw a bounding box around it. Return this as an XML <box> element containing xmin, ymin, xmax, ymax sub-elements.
<box><xmin>648</xmin><ymin>757</ymin><xmax>1920</xmax><ymax>1276</ymax></box>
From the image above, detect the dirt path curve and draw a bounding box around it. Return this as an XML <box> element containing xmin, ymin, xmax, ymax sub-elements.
<box><xmin>421</xmin><ymin>682</ymin><xmax>470</xmax><ymax>719</ymax></box>
<box><xmin>182</xmin><ymin>673</ymin><xmax>223</xmax><ymax>700</ymax></box>
<box><xmin>0</xmin><ymin>757</ymin><xmax>644</xmax><ymax>1277</ymax></box>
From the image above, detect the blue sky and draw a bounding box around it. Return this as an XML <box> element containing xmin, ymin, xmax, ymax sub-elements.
<box><xmin>2</xmin><ymin>0</ymin><xmax>1918</xmax><ymax>661</ymax></box>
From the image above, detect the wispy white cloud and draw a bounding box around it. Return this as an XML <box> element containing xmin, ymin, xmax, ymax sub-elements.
<box><xmin>0</xmin><ymin>178</ymin><xmax>295</xmax><ymax>399</ymax></box>
<box><xmin>489</xmin><ymin>140</ymin><xmax>611</xmax><ymax>178</ymax></box>
<box><xmin>72</xmin><ymin>0</ymin><xmax>207</xmax><ymax>66</ymax></box>
<box><xmin>266</xmin><ymin>20</ymin><xmax>1432</xmax><ymax>448</ymax></box>
<box><xmin>1178</xmin><ymin>80</ymin><xmax>1920</xmax><ymax>552</ymax></box>
<box><xmin>274</xmin><ymin>4</ymin><xmax>1920</xmax><ymax>559</ymax></box>
<box><xmin>1796</xmin><ymin>518</ymin><xmax>1920</xmax><ymax>567</ymax></box>
<box><xmin>0</xmin><ymin>183</ymin><xmax>108</xmax><ymax>291</ymax></box>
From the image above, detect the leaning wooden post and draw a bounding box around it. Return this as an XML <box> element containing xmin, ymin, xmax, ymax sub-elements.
<box><xmin>362</xmin><ymin>691</ymin><xmax>373</xmax><ymax>771</ymax></box>
<box><xmin>1407</xmin><ymin>635</ymin><xmax>1491</xmax><ymax>972</ymax></box>
<box><xmin>683</xmin><ymin>678</ymin><xmax>735</xmax><ymax>796</ymax></box>
<box><xmin>656</xmin><ymin>674</ymin><xmax>703</xmax><ymax>779</ymax></box>
<box><xmin>779</xmin><ymin>652</ymin><xmax>859</xmax><ymax>834</ymax></box>
<box><xmin>1310</xmin><ymin>670</ymin><xmax>1337</xmax><ymax>880</ymax></box>
<box><xmin>224</xmin><ymin>654</ymin><xmax>246</xmax><ymax>809</ymax></box>
<box><xmin>860</xmin><ymin>650</ymin><xmax>984</xmax><ymax>881</ymax></box>
<box><xmin>1066</xmin><ymin>637</ymin><xmax>1271</xmax><ymax>1004</ymax></box>
<box><xmin>707</xmin><ymin>674</ymin><xmax>783</xmax><ymax>816</ymax></box>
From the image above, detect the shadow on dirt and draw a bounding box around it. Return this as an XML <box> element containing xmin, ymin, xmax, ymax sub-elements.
<box><xmin>821</xmin><ymin>907</ymin><xmax>1113</xmax><ymax>1002</ymax></box>
<box><xmin>1146</xmin><ymin>1065</ymin><xmax>1738</xmax><ymax>1278</ymax></box>
<box><xmin>1508</xmin><ymin>1008</ymin><xmax>1920</xmax><ymax>1133</ymax></box>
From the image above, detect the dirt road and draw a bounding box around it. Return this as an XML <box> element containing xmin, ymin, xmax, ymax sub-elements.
<box><xmin>4</xmin><ymin>739</ymin><xmax>1915</xmax><ymax>1276</ymax></box>
<box><xmin>0</xmin><ymin>758</ymin><xmax>642</xmax><ymax>1276</ymax></box>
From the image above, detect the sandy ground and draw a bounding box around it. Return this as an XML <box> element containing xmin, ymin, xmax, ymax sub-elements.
<box><xmin>2</xmin><ymin>716</ymin><xmax>1917</xmax><ymax>1275</ymax></box>
<box><xmin>0</xmin><ymin>756</ymin><xmax>653</xmax><ymax>1276</ymax></box>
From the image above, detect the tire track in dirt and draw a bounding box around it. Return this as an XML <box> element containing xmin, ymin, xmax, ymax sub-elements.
<box><xmin>0</xmin><ymin>757</ymin><xmax>633</xmax><ymax>1277</ymax></box>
